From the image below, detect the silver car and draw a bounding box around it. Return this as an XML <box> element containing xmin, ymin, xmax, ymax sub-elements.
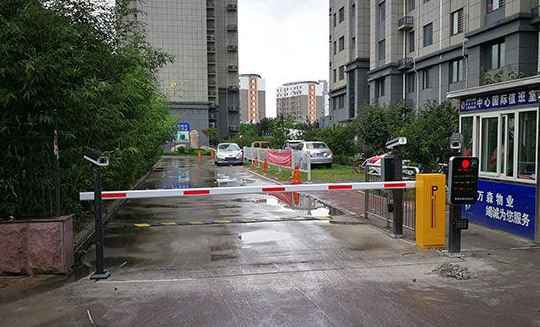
<box><xmin>215</xmin><ymin>143</ymin><xmax>243</xmax><ymax>165</ymax></box>
<box><xmin>297</xmin><ymin>141</ymin><xmax>333</xmax><ymax>167</ymax></box>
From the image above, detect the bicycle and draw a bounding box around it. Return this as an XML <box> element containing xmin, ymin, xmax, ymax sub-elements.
<box><xmin>353</xmin><ymin>153</ymin><xmax>366</xmax><ymax>174</ymax></box>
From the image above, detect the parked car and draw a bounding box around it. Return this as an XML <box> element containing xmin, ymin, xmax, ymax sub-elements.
<box><xmin>251</xmin><ymin>141</ymin><xmax>272</xmax><ymax>149</ymax></box>
<box><xmin>283</xmin><ymin>140</ymin><xmax>304</xmax><ymax>150</ymax></box>
<box><xmin>297</xmin><ymin>141</ymin><xmax>333</xmax><ymax>168</ymax></box>
<box><xmin>215</xmin><ymin>143</ymin><xmax>243</xmax><ymax>166</ymax></box>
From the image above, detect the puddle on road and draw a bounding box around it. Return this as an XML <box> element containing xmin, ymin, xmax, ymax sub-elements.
<box><xmin>240</xmin><ymin>230</ymin><xmax>291</xmax><ymax>244</ymax></box>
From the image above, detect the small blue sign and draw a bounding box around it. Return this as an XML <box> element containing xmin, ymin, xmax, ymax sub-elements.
<box><xmin>462</xmin><ymin>180</ymin><xmax>536</xmax><ymax>239</ymax></box>
<box><xmin>460</xmin><ymin>89</ymin><xmax>538</xmax><ymax>112</ymax></box>
<box><xmin>175</xmin><ymin>123</ymin><xmax>190</xmax><ymax>132</ymax></box>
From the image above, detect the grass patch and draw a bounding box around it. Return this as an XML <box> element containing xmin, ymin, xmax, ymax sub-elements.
<box><xmin>245</xmin><ymin>162</ymin><xmax>364</xmax><ymax>183</ymax></box>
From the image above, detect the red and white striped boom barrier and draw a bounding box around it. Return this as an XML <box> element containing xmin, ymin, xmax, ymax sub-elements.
<box><xmin>79</xmin><ymin>181</ymin><xmax>415</xmax><ymax>201</ymax></box>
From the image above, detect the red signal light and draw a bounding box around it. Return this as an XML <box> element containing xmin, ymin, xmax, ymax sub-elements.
<box><xmin>461</xmin><ymin>159</ymin><xmax>470</xmax><ymax>169</ymax></box>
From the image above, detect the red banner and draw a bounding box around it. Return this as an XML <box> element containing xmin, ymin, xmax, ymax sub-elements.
<box><xmin>267</xmin><ymin>150</ymin><xmax>292</xmax><ymax>167</ymax></box>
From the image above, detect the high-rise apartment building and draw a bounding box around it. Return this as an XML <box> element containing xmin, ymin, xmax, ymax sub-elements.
<box><xmin>369</xmin><ymin>0</ymin><xmax>540</xmax><ymax>109</ymax></box>
<box><xmin>239</xmin><ymin>74</ymin><xmax>266</xmax><ymax>123</ymax></box>
<box><xmin>132</xmin><ymin>0</ymin><xmax>240</xmax><ymax>143</ymax></box>
<box><xmin>276</xmin><ymin>81</ymin><xmax>325</xmax><ymax>124</ymax></box>
<box><xmin>328</xmin><ymin>0</ymin><xmax>371</xmax><ymax>126</ymax></box>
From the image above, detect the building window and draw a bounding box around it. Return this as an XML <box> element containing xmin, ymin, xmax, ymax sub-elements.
<box><xmin>379</xmin><ymin>1</ymin><xmax>386</xmax><ymax>22</ymax></box>
<box><xmin>338</xmin><ymin>66</ymin><xmax>344</xmax><ymax>80</ymax></box>
<box><xmin>333</xmin><ymin>69</ymin><xmax>337</xmax><ymax>82</ymax></box>
<box><xmin>333</xmin><ymin>41</ymin><xmax>337</xmax><ymax>55</ymax></box>
<box><xmin>451</xmin><ymin>9</ymin><xmax>463</xmax><ymax>35</ymax></box>
<box><xmin>338</xmin><ymin>36</ymin><xmax>345</xmax><ymax>51</ymax></box>
<box><xmin>518</xmin><ymin>111</ymin><xmax>537</xmax><ymax>180</ymax></box>
<box><xmin>338</xmin><ymin>94</ymin><xmax>345</xmax><ymax>108</ymax></box>
<box><xmin>423</xmin><ymin>0</ymin><xmax>431</xmax><ymax>3</ymax></box>
<box><xmin>338</xmin><ymin>7</ymin><xmax>344</xmax><ymax>23</ymax></box>
<box><xmin>481</xmin><ymin>117</ymin><xmax>499</xmax><ymax>173</ymax></box>
<box><xmin>422</xmin><ymin>66</ymin><xmax>435</xmax><ymax>89</ymax></box>
<box><xmin>450</xmin><ymin>59</ymin><xmax>463</xmax><ymax>83</ymax></box>
<box><xmin>407</xmin><ymin>0</ymin><xmax>415</xmax><ymax>11</ymax></box>
<box><xmin>423</xmin><ymin>23</ymin><xmax>433</xmax><ymax>46</ymax></box>
<box><xmin>376</xmin><ymin>78</ymin><xmax>385</xmax><ymax>97</ymax></box>
<box><xmin>406</xmin><ymin>73</ymin><xmax>415</xmax><ymax>93</ymax></box>
<box><xmin>487</xmin><ymin>0</ymin><xmax>504</xmax><ymax>13</ymax></box>
<box><xmin>378</xmin><ymin>40</ymin><xmax>385</xmax><ymax>60</ymax></box>
<box><xmin>408</xmin><ymin>31</ymin><xmax>415</xmax><ymax>52</ymax></box>
<box><xmin>333</xmin><ymin>13</ymin><xmax>337</xmax><ymax>27</ymax></box>
<box><xmin>490</xmin><ymin>41</ymin><xmax>505</xmax><ymax>69</ymax></box>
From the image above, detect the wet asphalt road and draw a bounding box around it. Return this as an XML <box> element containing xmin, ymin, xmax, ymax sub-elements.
<box><xmin>2</xmin><ymin>156</ymin><xmax>539</xmax><ymax>327</ymax></box>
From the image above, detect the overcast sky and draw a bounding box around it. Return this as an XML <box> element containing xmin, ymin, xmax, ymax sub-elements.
<box><xmin>238</xmin><ymin>0</ymin><xmax>329</xmax><ymax>118</ymax></box>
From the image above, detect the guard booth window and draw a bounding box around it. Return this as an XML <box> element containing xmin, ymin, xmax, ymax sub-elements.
<box><xmin>518</xmin><ymin>111</ymin><xmax>537</xmax><ymax>180</ymax></box>
<box><xmin>460</xmin><ymin>109</ymin><xmax>538</xmax><ymax>183</ymax></box>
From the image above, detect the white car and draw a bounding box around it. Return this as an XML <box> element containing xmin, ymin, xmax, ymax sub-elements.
<box><xmin>215</xmin><ymin>143</ymin><xmax>243</xmax><ymax>166</ymax></box>
<box><xmin>297</xmin><ymin>141</ymin><xmax>333</xmax><ymax>168</ymax></box>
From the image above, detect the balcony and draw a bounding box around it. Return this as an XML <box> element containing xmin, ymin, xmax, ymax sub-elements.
<box><xmin>228</xmin><ymin>85</ymin><xmax>239</xmax><ymax>92</ymax></box>
<box><xmin>227</xmin><ymin>24</ymin><xmax>237</xmax><ymax>32</ymax></box>
<box><xmin>227</xmin><ymin>65</ymin><xmax>238</xmax><ymax>72</ymax></box>
<box><xmin>532</xmin><ymin>6</ymin><xmax>540</xmax><ymax>24</ymax></box>
<box><xmin>229</xmin><ymin>125</ymin><xmax>239</xmax><ymax>132</ymax></box>
<box><xmin>227</xmin><ymin>44</ymin><xmax>238</xmax><ymax>52</ymax></box>
<box><xmin>226</xmin><ymin>3</ymin><xmax>237</xmax><ymax>11</ymax></box>
<box><xmin>228</xmin><ymin>105</ymin><xmax>239</xmax><ymax>112</ymax></box>
<box><xmin>209</xmin><ymin>113</ymin><xmax>217</xmax><ymax>121</ymax></box>
<box><xmin>398</xmin><ymin>16</ymin><xmax>414</xmax><ymax>31</ymax></box>
<box><xmin>207</xmin><ymin>45</ymin><xmax>216</xmax><ymax>52</ymax></box>
<box><xmin>398</xmin><ymin>57</ymin><xmax>413</xmax><ymax>71</ymax></box>
<box><xmin>206</xmin><ymin>0</ymin><xmax>214</xmax><ymax>8</ymax></box>
<box><xmin>207</xmin><ymin>35</ymin><xmax>215</xmax><ymax>42</ymax></box>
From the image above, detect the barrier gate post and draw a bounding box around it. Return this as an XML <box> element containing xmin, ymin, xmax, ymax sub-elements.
<box><xmin>83</xmin><ymin>149</ymin><xmax>111</xmax><ymax>280</ymax></box>
<box><xmin>90</xmin><ymin>168</ymin><xmax>110</xmax><ymax>280</ymax></box>
<box><xmin>382</xmin><ymin>137</ymin><xmax>407</xmax><ymax>238</ymax></box>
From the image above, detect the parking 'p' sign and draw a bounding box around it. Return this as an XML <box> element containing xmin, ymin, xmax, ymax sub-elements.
<box><xmin>448</xmin><ymin>156</ymin><xmax>479</xmax><ymax>205</ymax></box>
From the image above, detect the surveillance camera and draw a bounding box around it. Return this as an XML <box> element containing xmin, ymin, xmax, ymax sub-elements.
<box><xmin>386</xmin><ymin>137</ymin><xmax>407</xmax><ymax>150</ymax></box>
<box><xmin>449</xmin><ymin>133</ymin><xmax>463</xmax><ymax>151</ymax></box>
<box><xmin>84</xmin><ymin>148</ymin><xmax>110</xmax><ymax>167</ymax></box>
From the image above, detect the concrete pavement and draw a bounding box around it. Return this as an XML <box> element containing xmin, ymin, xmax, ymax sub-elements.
<box><xmin>1</xmin><ymin>156</ymin><xmax>539</xmax><ymax>327</ymax></box>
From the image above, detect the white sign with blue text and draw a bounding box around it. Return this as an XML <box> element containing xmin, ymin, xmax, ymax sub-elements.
<box><xmin>462</xmin><ymin>180</ymin><xmax>536</xmax><ymax>239</ymax></box>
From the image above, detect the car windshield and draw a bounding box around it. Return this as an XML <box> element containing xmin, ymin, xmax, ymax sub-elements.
<box><xmin>218</xmin><ymin>144</ymin><xmax>240</xmax><ymax>151</ymax></box>
<box><xmin>306</xmin><ymin>142</ymin><xmax>328</xmax><ymax>149</ymax></box>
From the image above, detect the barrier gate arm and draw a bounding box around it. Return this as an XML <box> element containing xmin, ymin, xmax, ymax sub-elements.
<box><xmin>79</xmin><ymin>181</ymin><xmax>416</xmax><ymax>201</ymax></box>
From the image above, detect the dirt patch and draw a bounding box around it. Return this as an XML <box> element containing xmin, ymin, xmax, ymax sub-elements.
<box><xmin>432</xmin><ymin>262</ymin><xmax>473</xmax><ymax>280</ymax></box>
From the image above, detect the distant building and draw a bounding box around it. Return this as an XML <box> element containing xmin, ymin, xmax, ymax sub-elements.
<box><xmin>132</xmin><ymin>0</ymin><xmax>240</xmax><ymax>143</ymax></box>
<box><xmin>276</xmin><ymin>81</ymin><xmax>325</xmax><ymax>124</ymax></box>
<box><xmin>239</xmin><ymin>74</ymin><xmax>266</xmax><ymax>123</ymax></box>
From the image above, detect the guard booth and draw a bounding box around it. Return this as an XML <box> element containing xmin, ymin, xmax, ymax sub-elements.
<box><xmin>447</xmin><ymin>76</ymin><xmax>539</xmax><ymax>241</ymax></box>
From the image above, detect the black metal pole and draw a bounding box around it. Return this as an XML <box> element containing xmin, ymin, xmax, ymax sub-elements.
<box><xmin>391</xmin><ymin>151</ymin><xmax>404</xmax><ymax>238</ymax></box>
<box><xmin>53</xmin><ymin>108</ymin><xmax>61</xmax><ymax>216</ymax></box>
<box><xmin>90</xmin><ymin>168</ymin><xmax>110</xmax><ymax>280</ymax></box>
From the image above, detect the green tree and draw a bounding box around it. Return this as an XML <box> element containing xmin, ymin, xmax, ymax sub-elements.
<box><xmin>397</xmin><ymin>101</ymin><xmax>459</xmax><ymax>170</ymax></box>
<box><xmin>202</xmin><ymin>128</ymin><xmax>219</xmax><ymax>147</ymax></box>
<box><xmin>1</xmin><ymin>0</ymin><xmax>173</xmax><ymax>219</ymax></box>
<box><xmin>269</xmin><ymin>115</ymin><xmax>294</xmax><ymax>148</ymax></box>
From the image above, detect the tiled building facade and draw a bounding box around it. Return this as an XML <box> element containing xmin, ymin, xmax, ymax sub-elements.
<box><xmin>133</xmin><ymin>0</ymin><xmax>240</xmax><ymax>143</ymax></box>
<box><xmin>276</xmin><ymin>81</ymin><xmax>325</xmax><ymax>124</ymax></box>
<box><xmin>239</xmin><ymin>74</ymin><xmax>266</xmax><ymax>123</ymax></box>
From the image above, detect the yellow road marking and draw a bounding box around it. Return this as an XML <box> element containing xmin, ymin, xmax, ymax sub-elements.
<box><xmin>189</xmin><ymin>221</ymin><xmax>204</xmax><ymax>225</ymax></box>
<box><xmin>314</xmin><ymin>217</ymin><xmax>331</xmax><ymax>220</ymax></box>
<box><xmin>214</xmin><ymin>220</ymin><xmax>231</xmax><ymax>224</ymax></box>
<box><xmin>161</xmin><ymin>222</ymin><xmax>177</xmax><ymax>226</ymax></box>
<box><xmin>240</xmin><ymin>218</ymin><xmax>255</xmax><ymax>222</ymax></box>
<box><xmin>293</xmin><ymin>217</ymin><xmax>307</xmax><ymax>220</ymax></box>
<box><xmin>133</xmin><ymin>223</ymin><xmax>151</xmax><ymax>228</ymax></box>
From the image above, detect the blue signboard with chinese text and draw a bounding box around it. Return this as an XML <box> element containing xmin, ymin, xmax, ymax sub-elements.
<box><xmin>173</xmin><ymin>123</ymin><xmax>190</xmax><ymax>142</ymax></box>
<box><xmin>462</xmin><ymin>180</ymin><xmax>536</xmax><ymax>239</ymax></box>
<box><xmin>460</xmin><ymin>89</ymin><xmax>538</xmax><ymax>112</ymax></box>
